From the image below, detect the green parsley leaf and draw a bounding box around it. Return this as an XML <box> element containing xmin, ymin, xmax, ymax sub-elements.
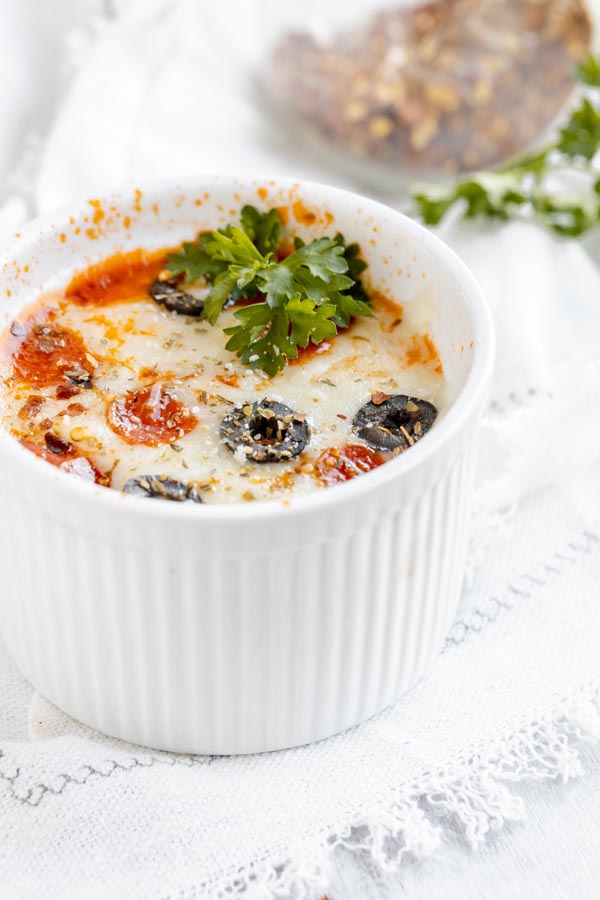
<box><xmin>557</xmin><ymin>98</ymin><xmax>600</xmax><ymax>160</ymax></box>
<box><xmin>259</xmin><ymin>263</ymin><xmax>297</xmax><ymax>308</ymax></box>
<box><xmin>414</xmin><ymin>176</ymin><xmax>526</xmax><ymax>227</ymax></box>
<box><xmin>224</xmin><ymin>296</ymin><xmax>339</xmax><ymax>377</ymax></box>
<box><xmin>575</xmin><ymin>53</ymin><xmax>600</xmax><ymax>87</ymax></box>
<box><xmin>276</xmin><ymin>237</ymin><xmax>370</xmax><ymax>328</ymax></box>
<box><xmin>458</xmin><ymin>180</ymin><xmax>526</xmax><ymax>219</ymax></box>
<box><xmin>286</xmin><ymin>295</ymin><xmax>338</xmax><ymax>348</ymax></box>
<box><xmin>165</xmin><ymin>240</ymin><xmax>227</xmax><ymax>283</ymax></box>
<box><xmin>200</xmin><ymin>226</ymin><xmax>265</xmax><ymax>267</ymax></box>
<box><xmin>239</xmin><ymin>205</ymin><xmax>282</xmax><ymax>255</ymax></box>
<box><xmin>224</xmin><ymin>304</ymin><xmax>297</xmax><ymax>376</ymax></box>
<box><xmin>498</xmin><ymin>148</ymin><xmax>550</xmax><ymax>179</ymax></box>
<box><xmin>411</xmin><ymin>52</ymin><xmax>600</xmax><ymax>237</ymax></box>
<box><xmin>335</xmin><ymin>234</ymin><xmax>367</xmax><ymax>278</ymax></box>
<box><xmin>165</xmin><ymin>205</ymin><xmax>371</xmax><ymax>374</ymax></box>
<box><xmin>203</xmin><ymin>269</ymin><xmax>240</xmax><ymax>325</ymax></box>
<box><xmin>531</xmin><ymin>193</ymin><xmax>600</xmax><ymax>237</ymax></box>
<box><xmin>219</xmin><ymin>231</ymin><xmax>370</xmax><ymax>370</ymax></box>
<box><xmin>284</xmin><ymin>236</ymin><xmax>349</xmax><ymax>280</ymax></box>
<box><xmin>223</xmin><ymin>301</ymin><xmax>272</xmax><ymax>354</ymax></box>
<box><xmin>411</xmin><ymin>189</ymin><xmax>459</xmax><ymax>226</ymax></box>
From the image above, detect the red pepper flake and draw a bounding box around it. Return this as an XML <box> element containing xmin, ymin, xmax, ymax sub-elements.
<box><xmin>371</xmin><ymin>391</ymin><xmax>391</xmax><ymax>405</ymax></box>
<box><xmin>56</xmin><ymin>383</ymin><xmax>81</xmax><ymax>400</ymax></box>
<box><xmin>44</xmin><ymin>432</ymin><xmax>73</xmax><ymax>455</ymax></box>
<box><xmin>56</xmin><ymin>402</ymin><xmax>87</xmax><ymax>417</ymax></box>
<box><xmin>66</xmin><ymin>402</ymin><xmax>86</xmax><ymax>416</ymax></box>
<box><xmin>18</xmin><ymin>395</ymin><xmax>45</xmax><ymax>420</ymax></box>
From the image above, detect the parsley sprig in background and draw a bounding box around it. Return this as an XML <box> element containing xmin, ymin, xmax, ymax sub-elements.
<box><xmin>166</xmin><ymin>206</ymin><xmax>371</xmax><ymax>377</ymax></box>
<box><xmin>413</xmin><ymin>53</ymin><xmax>600</xmax><ymax>237</ymax></box>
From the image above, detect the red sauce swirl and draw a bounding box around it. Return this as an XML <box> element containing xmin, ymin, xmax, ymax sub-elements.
<box><xmin>65</xmin><ymin>249</ymin><xmax>167</xmax><ymax>307</ymax></box>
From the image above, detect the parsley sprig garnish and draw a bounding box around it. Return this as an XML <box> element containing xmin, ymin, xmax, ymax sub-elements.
<box><xmin>166</xmin><ymin>206</ymin><xmax>371</xmax><ymax>376</ymax></box>
<box><xmin>412</xmin><ymin>53</ymin><xmax>600</xmax><ymax>237</ymax></box>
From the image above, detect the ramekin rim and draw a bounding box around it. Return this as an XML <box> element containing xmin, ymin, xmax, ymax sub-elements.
<box><xmin>0</xmin><ymin>174</ymin><xmax>495</xmax><ymax>521</ymax></box>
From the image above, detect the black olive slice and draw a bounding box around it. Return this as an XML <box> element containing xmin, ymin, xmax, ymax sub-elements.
<box><xmin>148</xmin><ymin>278</ymin><xmax>205</xmax><ymax>317</ymax></box>
<box><xmin>123</xmin><ymin>475</ymin><xmax>203</xmax><ymax>502</ymax></box>
<box><xmin>352</xmin><ymin>394</ymin><xmax>437</xmax><ymax>452</ymax></box>
<box><xmin>220</xmin><ymin>400</ymin><xmax>310</xmax><ymax>463</ymax></box>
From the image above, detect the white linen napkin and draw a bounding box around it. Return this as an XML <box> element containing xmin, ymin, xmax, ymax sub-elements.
<box><xmin>1</xmin><ymin>2</ymin><xmax>600</xmax><ymax>898</ymax></box>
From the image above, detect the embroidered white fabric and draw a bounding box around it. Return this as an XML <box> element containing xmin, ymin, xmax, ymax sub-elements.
<box><xmin>1</xmin><ymin>2</ymin><xmax>600</xmax><ymax>898</ymax></box>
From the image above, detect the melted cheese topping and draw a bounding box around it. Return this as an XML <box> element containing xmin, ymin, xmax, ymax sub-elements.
<box><xmin>0</xmin><ymin>249</ymin><xmax>446</xmax><ymax>504</ymax></box>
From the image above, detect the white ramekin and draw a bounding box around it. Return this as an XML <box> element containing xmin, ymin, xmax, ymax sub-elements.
<box><xmin>0</xmin><ymin>177</ymin><xmax>493</xmax><ymax>754</ymax></box>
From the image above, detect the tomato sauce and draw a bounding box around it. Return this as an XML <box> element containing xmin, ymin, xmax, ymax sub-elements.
<box><xmin>107</xmin><ymin>385</ymin><xmax>198</xmax><ymax>446</ymax></box>
<box><xmin>315</xmin><ymin>443</ymin><xmax>385</xmax><ymax>485</ymax></box>
<box><xmin>292</xmin><ymin>199</ymin><xmax>317</xmax><ymax>226</ymax></box>
<box><xmin>66</xmin><ymin>249</ymin><xmax>167</xmax><ymax>307</ymax></box>
<box><xmin>289</xmin><ymin>340</ymin><xmax>333</xmax><ymax>366</ymax></box>
<box><xmin>405</xmin><ymin>333</ymin><xmax>443</xmax><ymax>374</ymax></box>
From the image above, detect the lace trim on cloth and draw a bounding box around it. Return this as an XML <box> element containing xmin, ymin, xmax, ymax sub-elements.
<box><xmin>167</xmin><ymin>684</ymin><xmax>600</xmax><ymax>900</ymax></box>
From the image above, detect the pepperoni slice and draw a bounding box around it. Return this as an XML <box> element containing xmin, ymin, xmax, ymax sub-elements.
<box><xmin>107</xmin><ymin>385</ymin><xmax>198</xmax><ymax>446</ymax></box>
<box><xmin>11</xmin><ymin>323</ymin><xmax>92</xmax><ymax>389</ymax></box>
<box><xmin>315</xmin><ymin>443</ymin><xmax>385</xmax><ymax>486</ymax></box>
<box><xmin>19</xmin><ymin>438</ymin><xmax>108</xmax><ymax>485</ymax></box>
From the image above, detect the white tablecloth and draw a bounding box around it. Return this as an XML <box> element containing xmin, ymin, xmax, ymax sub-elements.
<box><xmin>1</xmin><ymin>2</ymin><xmax>600</xmax><ymax>898</ymax></box>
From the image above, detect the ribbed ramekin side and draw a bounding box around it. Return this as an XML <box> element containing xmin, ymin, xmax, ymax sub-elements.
<box><xmin>0</xmin><ymin>492</ymin><xmax>76</xmax><ymax>707</ymax></box>
<box><xmin>198</xmin><ymin>430</ymin><xmax>478</xmax><ymax>753</ymax></box>
<box><xmin>407</xmin><ymin>435</ymin><xmax>472</xmax><ymax>684</ymax></box>
<box><xmin>0</xmin><ymin>489</ymin><xmax>41</xmax><ymax>685</ymax></box>
<box><xmin>349</xmin><ymin>430</ymin><xmax>475</xmax><ymax>728</ymax></box>
<box><xmin>0</xmin><ymin>424</ymin><xmax>479</xmax><ymax>754</ymax></box>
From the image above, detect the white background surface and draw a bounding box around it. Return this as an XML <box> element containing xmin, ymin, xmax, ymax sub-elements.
<box><xmin>1</xmin><ymin>2</ymin><xmax>600</xmax><ymax>898</ymax></box>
